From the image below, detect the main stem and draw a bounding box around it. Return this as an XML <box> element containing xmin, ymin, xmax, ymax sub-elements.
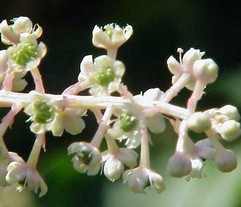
<box><xmin>0</xmin><ymin>90</ymin><xmax>191</xmax><ymax>120</ymax></box>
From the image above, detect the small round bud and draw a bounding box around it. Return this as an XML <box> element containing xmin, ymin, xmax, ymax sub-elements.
<box><xmin>220</xmin><ymin>120</ymin><xmax>241</xmax><ymax>142</ymax></box>
<box><xmin>215</xmin><ymin>149</ymin><xmax>237</xmax><ymax>172</ymax></box>
<box><xmin>167</xmin><ymin>152</ymin><xmax>192</xmax><ymax>178</ymax></box>
<box><xmin>219</xmin><ymin>105</ymin><xmax>240</xmax><ymax>121</ymax></box>
<box><xmin>104</xmin><ymin>156</ymin><xmax>124</xmax><ymax>181</ymax></box>
<box><xmin>187</xmin><ymin>112</ymin><xmax>211</xmax><ymax>133</ymax></box>
<box><xmin>193</xmin><ymin>58</ymin><xmax>218</xmax><ymax>84</ymax></box>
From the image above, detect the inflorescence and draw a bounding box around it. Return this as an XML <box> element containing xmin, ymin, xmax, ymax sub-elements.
<box><xmin>0</xmin><ymin>17</ymin><xmax>240</xmax><ymax>197</ymax></box>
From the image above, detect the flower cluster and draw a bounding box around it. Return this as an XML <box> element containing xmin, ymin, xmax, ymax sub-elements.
<box><xmin>0</xmin><ymin>16</ymin><xmax>46</xmax><ymax>92</ymax></box>
<box><xmin>0</xmin><ymin>16</ymin><xmax>240</xmax><ymax>197</ymax></box>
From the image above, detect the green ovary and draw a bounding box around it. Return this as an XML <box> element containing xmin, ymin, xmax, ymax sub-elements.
<box><xmin>33</xmin><ymin>101</ymin><xmax>53</xmax><ymax>124</ymax></box>
<box><xmin>97</xmin><ymin>67</ymin><xmax>115</xmax><ymax>86</ymax></box>
<box><xmin>12</xmin><ymin>43</ymin><xmax>38</xmax><ymax>66</ymax></box>
<box><xmin>119</xmin><ymin>114</ymin><xmax>137</xmax><ymax>132</ymax></box>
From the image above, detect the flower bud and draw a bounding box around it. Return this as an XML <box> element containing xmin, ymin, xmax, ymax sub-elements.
<box><xmin>215</xmin><ymin>149</ymin><xmax>237</xmax><ymax>172</ymax></box>
<box><xmin>103</xmin><ymin>156</ymin><xmax>124</xmax><ymax>181</ymax></box>
<box><xmin>220</xmin><ymin>120</ymin><xmax>241</xmax><ymax>142</ymax></box>
<box><xmin>6</xmin><ymin>161</ymin><xmax>48</xmax><ymax>197</ymax></box>
<box><xmin>187</xmin><ymin>112</ymin><xmax>211</xmax><ymax>133</ymax></box>
<box><xmin>219</xmin><ymin>105</ymin><xmax>240</xmax><ymax>121</ymax></box>
<box><xmin>167</xmin><ymin>152</ymin><xmax>192</xmax><ymax>177</ymax></box>
<box><xmin>193</xmin><ymin>58</ymin><xmax>218</xmax><ymax>84</ymax></box>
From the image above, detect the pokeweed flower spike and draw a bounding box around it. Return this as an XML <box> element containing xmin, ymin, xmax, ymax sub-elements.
<box><xmin>0</xmin><ymin>16</ymin><xmax>240</xmax><ymax>197</ymax></box>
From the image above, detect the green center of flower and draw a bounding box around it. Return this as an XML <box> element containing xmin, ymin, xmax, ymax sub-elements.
<box><xmin>97</xmin><ymin>67</ymin><xmax>115</xmax><ymax>86</ymax></box>
<box><xmin>12</xmin><ymin>42</ymin><xmax>38</xmax><ymax>66</ymax></box>
<box><xmin>105</xmin><ymin>29</ymin><xmax>113</xmax><ymax>39</ymax></box>
<box><xmin>78</xmin><ymin>148</ymin><xmax>93</xmax><ymax>165</ymax></box>
<box><xmin>119</xmin><ymin>113</ymin><xmax>137</xmax><ymax>132</ymax></box>
<box><xmin>33</xmin><ymin>101</ymin><xmax>53</xmax><ymax>124</ymax></box>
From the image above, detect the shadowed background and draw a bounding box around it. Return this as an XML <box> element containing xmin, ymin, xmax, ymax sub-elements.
<box><xmin>0</xmin><ymin>0</ymin><xmax>241</xmax><ymax>206</ymax></box>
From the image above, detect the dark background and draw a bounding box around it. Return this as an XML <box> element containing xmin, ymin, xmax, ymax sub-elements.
<box><xmin>0</xmin><ymin>1</ymin><xmax>241</xmax><ymax>206</ymax></box>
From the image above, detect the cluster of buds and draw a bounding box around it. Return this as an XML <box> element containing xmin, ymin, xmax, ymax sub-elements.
<box><xmin>0</xmin><ymin>16</ymin><xmax>240</xmax><ymax>197</ymax></box>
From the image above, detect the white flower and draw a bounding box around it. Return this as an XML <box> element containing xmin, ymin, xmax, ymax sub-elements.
<box><xmin>0</xmin><ymin>16</ymin><xmax>42</xmax><ymax>45</ymax></box>
<box><xmin>92</xmin><ymin>24</ymin><xmax>133</xmax><ymax>50</ymax></box>
<box><xmin>134</xmin><ymin>88</ymin><xmax>166</xmax><ymax>134</ymax></box>
<box><xmin>7</xmin><ymin>33</ymin><xmax>46</xmax><ymax>72</ymax></box>
<box><xmin>47</xmin><ymin>108</ymin><xmax>86</xmax><ymax>137</ymax></box>
<box><xmin>123</xmin><ymin>167</ymin><xmax>165</xmax><ymax>193</ymax></box>
<box><xmin>24</xmin><ymin>91</ymin><xmax>86</xmax><ymax>136</ymax></box>
<box><xmin>78</xmin><ymin>55</ymin><xmax>125</xmax><ymax>96</ymax></box>
<box><xmin>102</xmin><ymin>148</ymin><xmax>138</xmax><ymax>181</ymax></box>
<box><xmin>167</xmin><ymin>48</ymin><xmax>205</xmax><ymax>90</ymax></box>
<box><xmin>68</xmin><ymin>142</ymin><xmax>102</xmax><ymax>176</ymax></box>
<box><xmin>108</xmin><ymin>110</ymin><xmax>142</xmax><ymax>148</ymax></box>
<box><xmin>5</xmin><ymin>161</ymin><xmax>48</xmax><ymax>197</ymax></box>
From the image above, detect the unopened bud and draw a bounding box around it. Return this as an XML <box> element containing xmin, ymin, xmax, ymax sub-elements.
<box><xmin>215</xmin><ymin>149</ymin><xmax>237</xmax><ymax>172</ymax></box>
<box><xmin>187</xmin><ymin>112</ymin><xmax>211</xmax><ymax>133</ymax></box>
<box><xmin>167</xmin><ymin>152</ymin><xmax>192</xmax><ymax>177</ymax></box>
<box><xmin>193</xmin><ymin>58</ymin><xmax>218</xmax><ymax>84</ymax></box>
<box><xmin>219</xmin><ymin>105</ymin><xmax>240</xmax><ymax>121</ymax></box>
<box><xmin>220</xmin><ymin>120</ymin><xmax>241</xmax><ymax>142</ymax></box>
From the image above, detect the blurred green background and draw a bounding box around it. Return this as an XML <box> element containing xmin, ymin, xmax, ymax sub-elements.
<box><xmin>0</xmin><ymin>0</ymin><xmax>241</xmax><ymax>206</ymax></box>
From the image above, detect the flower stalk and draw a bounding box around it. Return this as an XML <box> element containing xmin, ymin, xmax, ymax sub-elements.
<box><xmin>0</xmin><ymin>16</ymin><xmax>240</xmax><ymax>197</ymax></box>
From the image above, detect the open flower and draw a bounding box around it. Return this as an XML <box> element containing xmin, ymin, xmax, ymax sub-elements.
<box><xmin>7</xmin><ymin>33</ymin><xmax>46</xmax><ymax>72</ymax></box>
<box><xmin>78</xmin><ymin>55</ymin><xmax>125</xmax><ymax>96</ymax></box>
<box><xmin>0</xmin><ymin>16</ymin><xmax>42</xmax><ymax>45</ymax></box>
<box><xmin>167</xmin><ymin>48</ymin><xmax>205</xmax><ymax>90</ymax></box>
<box><xmin>92</xmin><ymin>23</ymin><xmax>133</xmax><ymax>50</ymax></box>
<box><xmin>134</xmin><ymin>88</ymin><xmax>166</xmax><ymax>134</ymax></box>
<box><xmin>123</xmin><ymin>167</ymin><xmax>165</xmax><ymax>193</ymax></box>
<box><xmin>24</xmin><ymin>91</ymin><xmax>86</xmax><ymax>136</ymax></box>
<box><xmin>68</xmin><ymin>142</ymin><xmax>102</xmax><ymax>175</ymax></box>
<box><xmin>5</xmin><ymin>161</ymin><xmax>47</xmax><ymax>197</ymax></box>
<box><xmin>108</xmin><ymin>109</ymin><xmax>142</xmax><ymax>148</ymax></box>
